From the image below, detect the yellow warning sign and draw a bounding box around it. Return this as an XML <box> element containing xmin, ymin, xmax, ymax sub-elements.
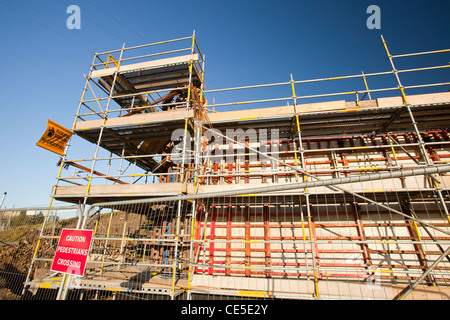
<box><xmin>36</xmin><ymin>120</ymin><xmax>73</xmax><ymax>156</ymax></box>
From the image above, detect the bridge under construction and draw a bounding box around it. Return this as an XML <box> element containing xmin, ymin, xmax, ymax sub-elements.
<box><xmin>1</xmin><ymin>32</ymin><xmax>450</xmax><ymax>300</ymax></box>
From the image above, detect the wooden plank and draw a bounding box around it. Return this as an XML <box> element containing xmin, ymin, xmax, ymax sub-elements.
<box><xmin>74</xmin><ymin>109</ymin><xmax>193</xmax><ymax>131</ymax></box>
<box><xmin>208</xmin><ymin>100</ymin><xmax>347</xmax><ymax>123</ymax></box>
<box><xmin>377</xmin><ymin>92</ymin><xmax>450</xmax><ymax>107</ymax></box>
<box><xmin>226</xmin><ymin>205</ymin><xmax>232</xmax><ymax>276</ymax></box>
<box><xmin>376</xmin><ymin>96</ymin><xmax>403</xmax><ymax>108</ymax></box>
<box><xmin>345</xmin><ymin>100</ymin><xmax>377</xmax><ymax>109</ymax></box>
<box><xmin>244</xmin><ymin>205</ymin><xmax>251</xmax><ymax>277</ymax></box>
<box><xmin>407</xmin><ymin>92</ymin><xmax>450</xmax><ymax>105</ymax></box>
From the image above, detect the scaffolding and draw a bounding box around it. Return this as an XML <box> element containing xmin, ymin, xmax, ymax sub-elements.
<box><xmin>6</xmin><ymin>33</ymin><xmax>450</xmax><ymax>300</ymax></box>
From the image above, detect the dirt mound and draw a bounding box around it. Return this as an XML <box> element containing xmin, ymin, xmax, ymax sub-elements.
<box><xmin>0</xmin><ymin>240</ymin><xmax>35</xmax><ymax>300</ymax></box>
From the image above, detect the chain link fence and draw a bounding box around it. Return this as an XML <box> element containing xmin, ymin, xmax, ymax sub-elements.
<box><xmin>0</xmin><ymin>206</ymin><xmax>80</xmax><ymax>300</ymax></box>
<box><xmin>2</xmin><ymin>165</ymin><xmax>450</xmax><ymax>300</ymax></box>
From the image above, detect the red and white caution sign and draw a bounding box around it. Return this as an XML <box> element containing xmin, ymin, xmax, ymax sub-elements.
<box><xmin>51</xmin><ymin>228</ymin><xmax>94</xmax><ymax>277</ymax></box>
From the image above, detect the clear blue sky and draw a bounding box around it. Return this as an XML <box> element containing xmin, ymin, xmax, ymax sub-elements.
<box><xmin>0</xmin><ymin>0</ymin><xmax>449</xmax><ymax>208</ymax></box>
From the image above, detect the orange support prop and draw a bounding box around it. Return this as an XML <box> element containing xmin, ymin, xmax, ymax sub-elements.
<box><xmin>226</xmin><ymin>205</ymin><xmax>232</xmax><ymax>276</ymax></box>
<box><xmin>245</xmin><ymin>205</ymin><xmax>251</xmax><ymax>277</ymax></box>
<box><xmin>263</xmin><ymin>204</ymin><xmax>272</xmax><ymax>278</ymax></box>
<box><xmin>208</xmin><ymin>205</ymin><xmax>217</xmax><ymax>275</ymax></box>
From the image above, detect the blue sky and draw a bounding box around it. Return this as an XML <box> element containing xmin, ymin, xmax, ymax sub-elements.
<box><xmin>0</xmin><ymin>0</ymin><xmax>449</xmax><ymax>208</ymax></box>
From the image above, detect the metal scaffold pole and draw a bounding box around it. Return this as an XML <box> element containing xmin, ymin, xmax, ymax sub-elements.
<box><xmin>381</xmin><ymin>35</ymin><xmax>450</xmax><ymax>226</ymax></box>
<box><xmin>171</xmin><ymin>31</ymin><xmax>197</xmax><ymax>299</ymax></box>
<box><xmin>0</xmin><ymin>192</ymin><xmax>6</xmax><ymax>209</ymax></box>
<box><xmin>290</xmin><ymin>73</ymin><xmax>319</xmax><ymax>298</ymax></box>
